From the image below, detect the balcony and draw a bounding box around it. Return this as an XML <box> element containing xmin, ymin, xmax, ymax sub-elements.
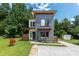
<box><xmin>37</xmin><ymin>27</ymin><xmax>51</xmax><ymax>31</ymax></box>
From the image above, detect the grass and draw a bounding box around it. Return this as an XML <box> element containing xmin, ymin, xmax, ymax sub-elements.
<box><xmin>0</xmin><ymin>38</ymin><xmax>32</xmax><ymax>56</ymax></box>
<box><xmin>64</xmin><ymin>39</ymin><xmax>79</xmax><ymax>45</ymax></box>
<box><xmin>32</xmin><ymin>42</ymin><xmax>66</xmax><ymax>47</ymax></box>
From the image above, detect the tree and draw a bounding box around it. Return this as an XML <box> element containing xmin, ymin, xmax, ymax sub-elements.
<box><xmin>61</xmin><ymin>18</ymin><xmax>71</xmax><ymax>33</ymax></box>
<box><xmin>0</xmin><ymin>3</ymin><xmax>10</xmax><ymax>21</ymax></box>
<box><xmin>0</xmin><ymin>3</ymin><xmax>33</xmax><ymax>38</ymax></box>
<box><xmin>4</xmin><ymin>3</ymin><xmax>33</xmax><ymax>38</ymax></box>
<box><xmin>11</xmin><ymin>3</ymin><xmax>32</xmax><ymax>35</ymax></box>
<box><xmin>54</xmin><ymin>19</ymin><xmax>60</xmax><ymax>36</ymax></box>
<box><xmin>54</xmin><ymin>18</ymin><xmax>71</xmax><ymax>37</ymax></box>
<box><xmin>70</xmin><ymin>25</ymin><xmax>79</xmax><ymax>34</ymax></box>
<box><xmin>73</xmin><ymin>15</ymin><xmax>79</xmax><ymax>25</ymax></box>
<box><xmin>0</xmin><ymin>3</ymin><xmax>11</xmax><ymax>35</ymax></box>
<box><xmin>70</xmin><ymin>15</ymin><xmax>79</xmax><ymax>35</ymax></box>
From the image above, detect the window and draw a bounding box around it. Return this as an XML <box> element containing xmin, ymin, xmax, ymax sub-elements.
<box><xmin>33</xmin><ymin>22</ymin><xmax>35</xmax><ymax>26</ymax></box>
<box><xmin>40</xmin><ymin>32</ymin><xmax>49</xmax><ymax>37</ymax></box>
<box><xmin>31</xmin><ymin>22</ymin><xmax>33</xmax><ymax>27</ymax></box>
<box><xmin>41</xmin><ymin>19</ymin><xmax>45</xmax><ymax>26</ymax></box>
<box><xmin>41</xmin><ymin>32</ymin><xmax>45</xmax><ymax>37</ymax></box>
<box><xmin>41</xmin><ymin>19</ymin><xmax>49</xmax><ymax>26</ymax></box>
<box><xmin>30</xmin><ymin>21</ymin><xmax>35</xmax><ymax>27</ymax></box>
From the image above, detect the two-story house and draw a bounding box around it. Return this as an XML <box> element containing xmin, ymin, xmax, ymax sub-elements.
<box><xmin>29</xmin><ymin>11</ymin><xmax>56</xmax><ymax>42</ymax></box>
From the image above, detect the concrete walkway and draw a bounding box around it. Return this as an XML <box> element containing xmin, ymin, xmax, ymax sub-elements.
<box><xmin>37</xmin><ymin>41</ymin><xmax>79</xmax><ymax>56</ymax></box>
<box><xmin>29</xmin><ymin>45</ymin><xmax>38</xmax><ymax>56</ymax></box>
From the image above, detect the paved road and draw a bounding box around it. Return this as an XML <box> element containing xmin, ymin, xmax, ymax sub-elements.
<box><xmin>36</xmin><ymin>41</ymin><xmax>79</xmax><ymax>56</ymax></box>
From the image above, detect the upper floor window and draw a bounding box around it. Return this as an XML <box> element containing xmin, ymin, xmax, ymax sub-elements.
<box><xmin>41</xmin><ymin>19</ymin><xmax>45</xmax><ymax>26</ymax></box>
<box><xmin>33</xmin><ymin>22</ymin><xmax>35</xmax><ymax>26</ymax></box>
<box><xmin>29</xmin><ymin>20</ymin><xmax>35</xmax><ymax>27</ymax></box>
<box><xmin>41</xmin><ymin>19</ymin><xmax>49</xmax><ymax>26</ymax></box>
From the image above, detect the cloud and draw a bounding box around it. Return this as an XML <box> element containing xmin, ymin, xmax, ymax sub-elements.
<box><xmin>70</xmin><ymin>18</ymin><xmax>75</xmax><ymax>21</ymax></box>
<box><xmin>70</xmin><ymin>18</ymin><xmax>75</xmax><ymax>24</ymax></box>
<box><xmin>41</xmin><ymin>3</ymin><xmax>49</xmax><ymax>8</ymax></box>
<box><xmin>38</xmin><ymin>3</ymin><xmax>49</xmax><ymax>10</ymax></box>
<box><xmin>31</xmin><ymin>3</ymin><xmax>50</xmax><ymax>11</ymax></box>
<box><xmin>76</xmin><ymin>3</ymin><xmax>79</xmax><ymax>5</ymax></box>
<box><xmin>40</xmin><ymin>3</ymin><xmax>44</xmax><ymax>7</ymax></box>
<box><xmin>33</xmin><ymin>8</ymin><xmax>37</xmax><ymax>10</ymax></box>
<box><xmin>42</xmin><ymin>8</ymin><xmax>51</xmax><ymax>10</ymax></box>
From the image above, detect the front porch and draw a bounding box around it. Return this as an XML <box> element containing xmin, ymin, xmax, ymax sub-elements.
<box><xmin>29</xmin><ymin>28</ymin><xmax>51</xmax><ymax>42</ymax></box>
<box><xmin>29</xmin><ymin>29</ymin><xmax>36</xmax><ymax>41</ymax></box>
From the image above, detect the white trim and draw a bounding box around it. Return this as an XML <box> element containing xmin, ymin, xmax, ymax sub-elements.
<box><xmin>29</xmin><ymin>30</ymin><xmax>35</xmax><ymax>40</ymax></box>
<box><xmin>29</xmin><ymin>30</ymin><xmax>31</xmax><ymax>40</ymax></box>
<box><xmin>29</xmin><ymin>19</ymin><xmax>35</xmax><ymax>27</ymax></box>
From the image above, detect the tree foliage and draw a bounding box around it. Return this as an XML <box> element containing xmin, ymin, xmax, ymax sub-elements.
<box><xmin>54</xmin><ymin>19</ymin><xmax>60</xmax><ymax>36</ymax></box>
<box><xmin>0</xmin><ymin>3</ymin><xmax>33</xmax><ymax>37</ymax></box>
<box><xmin>69</xmin><ymin>15</ymin><xmax>79</xmax><ymax>35</ymax></box>
<box><xmin>54</xmin><ymin>18</ymin><xmax>71</xmax><ymax>37</ymax></box>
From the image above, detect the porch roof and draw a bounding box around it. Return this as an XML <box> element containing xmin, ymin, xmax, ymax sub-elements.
<box><xmin>37</xmin><ymin>27</ymin><xmax>51</xmax><ymax>31</ymax></box>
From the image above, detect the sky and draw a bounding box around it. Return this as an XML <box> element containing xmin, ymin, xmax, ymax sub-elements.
<box><xmin>27</xmin><ymin>3</ymin><xmax>79</xmax><ymax>22</ymax></box>
<box><xmin>0</xmin><ymin>3</ymin><xmax>79</xmax><ymax>22</ymax></box>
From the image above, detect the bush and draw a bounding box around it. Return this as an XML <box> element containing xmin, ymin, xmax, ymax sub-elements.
<box><xmin>15</xmin><ymin>34</ymin><xmax>20</xmax><ymax>38</ymax></box>
<box><xmin>2</xmin><ymin>35</ymin><xmax>7</xmax><ymax>39</ymax></box>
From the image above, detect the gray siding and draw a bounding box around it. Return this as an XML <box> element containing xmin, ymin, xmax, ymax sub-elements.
<box><xmin>35</xmin><ymin>14</ymin><xmax>54</xmax><ymax>42</ymax></box>
<box><xmin>49</xmin><ymin>15</ymin><xmax>54</xmax><ymax>42</ymax></box>
<box><xmin>35</xmin><ymin>14</ymin><xmax>54</xmax><ymax>28</ymax></box>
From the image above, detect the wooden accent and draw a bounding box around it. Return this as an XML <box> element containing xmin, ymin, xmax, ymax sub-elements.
<box><xmin>37</xmin><ymin>29</ymin><xmax>51</xmax><ymax>32</ymax></box>
<box><xmin>53</xmin><ymin>36</ymin><xmax>58</xmax><ymax>43</ymax></box>
<box><xmin>37</xmin><ymin>28</ymin><xmax>51</xmax><ymax>30</ymax></box>
<box><xmin>9</xmin><ymin>38</ymin><xmax>16</xmax><ymax>46</ymax></box>
<box><xmin>29</xmin><ymin>29</ymin><xmax>35</xmax><ymax>31</ymax></box>
<box><xmin>29</xmin><ymin>27</ymin><xmax>35</xmax><ymax>29</ymax></box>
<box><xmin>32</xmin><ymin>11</ymin><xmax>56</xmax><ymax>15</ymax></box>
<box><xmin>22</xmin><ymin>34</ymin><xmax>29</xmax><ymax>41</ymax></box>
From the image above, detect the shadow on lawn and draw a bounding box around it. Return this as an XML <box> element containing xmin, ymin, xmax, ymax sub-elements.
<box><xmin>75</xmin><ymin>43</ymin><xmax>79</xmax><ymax>45</ymax></box>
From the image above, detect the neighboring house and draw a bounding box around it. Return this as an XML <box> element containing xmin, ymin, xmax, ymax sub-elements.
<box><xmin>29</xmin><ymin>11</ymin><xmax>56</xmax><ymax>42</ymax></box>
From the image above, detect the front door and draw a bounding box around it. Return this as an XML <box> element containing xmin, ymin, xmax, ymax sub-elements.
<box><xmin>32</xmin><ymin>32</ymin><xmax>35</xmax><ymax>41</ymax></box>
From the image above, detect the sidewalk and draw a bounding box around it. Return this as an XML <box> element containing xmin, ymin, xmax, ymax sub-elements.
<box><xmin>29</xmin><ymin>41</ymin><xmax>79</xmax><ymax>56</ymax></box>
<box><xmin>59</xmin><ymin>40</ymin><xmax>79</xmax><ymax>51</ymax></box>
<box><xmin>29</xmin><ymin>45</ymin><xmax>38</xmax><ymax>56</ymax></box>
<box><xmin>59</xmin><ymin>41</ymin><xmax>79</xmax><ymax>47</ymax></box>
<box><xmin>37</xmin><ymin>41</ymin><xmax>79</xmax><ymax>56</ymax></box>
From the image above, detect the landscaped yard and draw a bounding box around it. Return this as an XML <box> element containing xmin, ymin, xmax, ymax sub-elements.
<box><xmin>31</xmin><ymin>42</ymin><xmax>66</xmax><ymax>47</ymax></box>
<box><xmin>0</xmin><ymin>38</ymin><xmax>32</xmax><ymax>56</ymax></box>
<box><xmin>64</xmin><ymin>39</ymin><xmax>79</xmax><ymax>45</ymax></box>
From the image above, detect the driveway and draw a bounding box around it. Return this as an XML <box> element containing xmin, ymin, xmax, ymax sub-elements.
<box><xmin>36</xmin><ymin>41</ymin><xmax>79</xmax><ymax>56</ymax></box>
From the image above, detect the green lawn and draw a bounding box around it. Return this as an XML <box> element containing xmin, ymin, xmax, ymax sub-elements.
<box><xmin>0</xmin><ymin>38</ymin><xmax>32</xmax><ymax>56</ymax></box>
<box><xmin>64</xmin><ymin>39</ymin><xmax>79</xmax><ymax>45</ymax></box>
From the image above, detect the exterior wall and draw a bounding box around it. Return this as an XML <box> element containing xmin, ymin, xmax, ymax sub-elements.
<box><xmin>29</xmin><ymin>29</ymin><xmax>35</xmax><ymax>40</ymax></box>
<box><xmin>49</xmin><ymin>15</ymin><xmax>54</xmax><ymax>42</ymax></box>
<box><xmin>29</xmin><ymin>19</ymin><xmax>36</xmax><ymax>40</ymax></box>
<box><xmin>29</xmin><ymin>13</ymin><xmax>54</xmax><ymax>42</ymax></box>
<box><xmin>35</xmin><ymin>14</ymin><xmax>54</xmax><ymax>42</ymax></box>
<box><xmin>35</xmin><ymin>14</ymin><xmax>54</xmax><ymax>28</ymax></box>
